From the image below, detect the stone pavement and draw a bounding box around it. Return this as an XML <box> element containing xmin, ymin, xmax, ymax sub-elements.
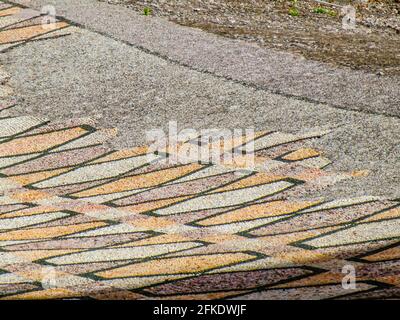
<box><xmin>0</xmin><ymin>1</ymin><xmax>399</xmax><ymax>299</ymax></box>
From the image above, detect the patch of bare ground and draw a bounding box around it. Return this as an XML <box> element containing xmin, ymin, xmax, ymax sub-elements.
<box><xmin>102</xmin><ymin>0</ymin><xmax>400</xmax><ymax>76</ymax></box>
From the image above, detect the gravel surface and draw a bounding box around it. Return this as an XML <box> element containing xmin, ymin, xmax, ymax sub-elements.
<box><xmin>3</xmin><ymin>0</ymin><xmax>399</xmax><ymax>199</ymax></box>
<box><xmin>101</xmin><ymin>0</ymin><xmax>400</xmax><ymax>75</ymax></box>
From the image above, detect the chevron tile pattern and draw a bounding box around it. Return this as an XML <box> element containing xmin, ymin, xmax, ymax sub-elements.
<box><xmin>0</xmin><ymin>2</ymin><xmax>72</xmax><ymax>53</ymax></box>
<box><xmin>0</xmin><ymin>2</ymin><xmax>399</xmax><ymax>300</ymax></box>
<box><xmin>0</xmin><ymin>106</ymin><xmax>398</xmax><ymax>300</ymax></box>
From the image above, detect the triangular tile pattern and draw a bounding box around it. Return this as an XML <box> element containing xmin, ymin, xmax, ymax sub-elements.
<box><xmin>0</xmin><ymin>2</ymin><xmax>399</xmax><ymax>299</ymax></box>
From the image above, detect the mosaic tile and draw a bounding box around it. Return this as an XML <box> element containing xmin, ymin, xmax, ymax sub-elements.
<box><xmin>0</xmin><ymin>5</ymin><xmax>398</xmax><ymax>299</ymax></box>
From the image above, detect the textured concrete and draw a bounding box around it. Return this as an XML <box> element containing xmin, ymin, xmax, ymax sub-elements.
<box><xmin>1</xmin><ymin>112</ymin><xmax>399</xmax><ymax>300</ymax></box>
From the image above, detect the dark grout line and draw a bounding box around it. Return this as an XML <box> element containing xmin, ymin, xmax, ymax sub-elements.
<box><xmin>3</xmin><ymin>0</ymin><xmax>400</xmax><ymax>121</ymax></box>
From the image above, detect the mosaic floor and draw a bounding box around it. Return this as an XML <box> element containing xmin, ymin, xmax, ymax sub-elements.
<box><xmin>0</xmin><ymin>2</ymin><xmax>400</xmax><ymax>300</ymax></box>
